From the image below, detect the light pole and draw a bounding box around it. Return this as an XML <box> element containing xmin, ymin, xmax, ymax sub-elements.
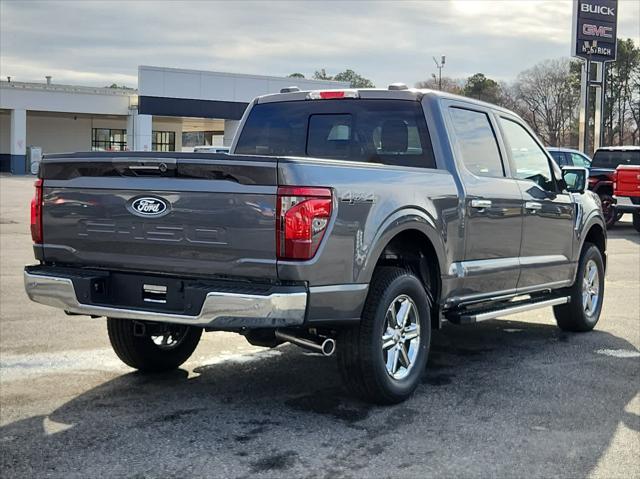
<box><xmin>433</xmin><ymin>55</ymin><xmax>446</xmax><ymax>90</ymax></box>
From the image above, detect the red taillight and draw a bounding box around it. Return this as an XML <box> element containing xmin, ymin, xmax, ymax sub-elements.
<box><xmin>276</xmin><ymin>186</ymin><xmax>332</xmax><ymax>260</ymax></box>
<box><xmin>30</xmin><ymin>179</ymin><xmax>43</xmax><ymax>244</ymax></box>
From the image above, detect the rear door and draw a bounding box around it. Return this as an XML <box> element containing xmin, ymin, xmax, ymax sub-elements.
<box><xmin>445</xmin><ymin>102</ymin><xmax>523</xmax><ymax>298</ymax></box>
<box><xmin>40</xmin><ymin>154</ymin><xmax>278</xmax><ymax>279</ymax></box>
<box><xmin>497</xmin><ymin>116</ymin><xmax>575</xmax><ymax>290</ymax></box>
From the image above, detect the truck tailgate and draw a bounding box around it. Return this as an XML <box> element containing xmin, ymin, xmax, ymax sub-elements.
<box><xmin>39</xmin><ymin>153</ymin><xmax>278</xmax><ymax>279</ymax></box>
<box><xmin>615</xmin><ymin>165</ymin><xmax>640</xmax><ymax>198</ymax></box>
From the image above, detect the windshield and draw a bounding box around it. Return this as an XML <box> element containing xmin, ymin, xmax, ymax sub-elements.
<box><xmin>235</xmin><ymin>99</ymin><xmax>436</xmax><ymax>168</ymax></box>
<box><xmin>591</xmin><ymin>150</ymin><xmax>640</xmax><ymax>169</ymax></box>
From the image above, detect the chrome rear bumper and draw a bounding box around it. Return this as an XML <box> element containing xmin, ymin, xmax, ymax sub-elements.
<box><xmin>24</xmin><ymin>270</ymin><xmax>307</xmax><ymax>328</ymax></box>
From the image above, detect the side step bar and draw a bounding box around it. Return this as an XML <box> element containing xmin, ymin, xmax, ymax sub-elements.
<box><xmin>449</xmin><ymin>296</ymin><xmax>571</xmax><ymax>324</ymax></box>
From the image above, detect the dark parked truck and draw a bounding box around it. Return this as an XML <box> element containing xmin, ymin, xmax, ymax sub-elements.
<box><xmin>25</xmin><ymin>87</ymin><xmax>607</xmax><ymax>404</ymax></box>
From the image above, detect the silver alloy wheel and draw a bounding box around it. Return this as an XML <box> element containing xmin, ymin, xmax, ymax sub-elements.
<box><xmin>382</xmin><ymin>294</ymin><xmax>421</xmax><ymax>380</ymax></box>
<box><xmin>582</xmin><ymin>259</ymin><xmax>600</xmax><ymax>316</ymax></box>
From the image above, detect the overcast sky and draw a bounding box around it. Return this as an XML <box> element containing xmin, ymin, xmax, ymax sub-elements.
<box><xmin>1</xmin><ymin>0</ymin><xmax>639</xmax><ymax>88</ymax></box>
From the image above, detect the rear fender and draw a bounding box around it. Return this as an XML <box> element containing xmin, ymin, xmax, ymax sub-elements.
<box><xmin>357</xmin><ymin>208</ymin><xmax>446</xmax><ymax>285</ymax></box>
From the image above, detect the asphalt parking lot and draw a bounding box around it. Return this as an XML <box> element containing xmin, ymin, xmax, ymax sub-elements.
<box><xmin>0</xmin><ymin>175</ymin><xmax>638</xmax><ymax>478</ymax></box>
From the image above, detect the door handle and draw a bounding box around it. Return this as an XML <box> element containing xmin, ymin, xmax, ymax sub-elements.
<box><xmin>525</xmin><ymin>201</ymin><xmax>542</xmax><ymax>211</ymax></box>
<box><xmin>470</xmin><ymin>199</ymin><xmax>492</xmax><ymax>209</ymax></box>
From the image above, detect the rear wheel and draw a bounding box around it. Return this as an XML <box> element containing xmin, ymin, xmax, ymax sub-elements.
<box><xmin>107</xmin><ymin>318</ymin><xmax>202</xmax><ymax>372</ymax></box>
<box><xmin>633</xmin><ymin>213</ymin><xmax>640</xmax><ymax>233</ymax></box>
<box><xmin>553</xmin><ymin>243</ymin><xmax>604</xmax><ymax>332</ymax></box>
<box><xmin>338</xmin><ymin>267</ymin><xmax>431</xmax><ymax>404</ymax></box>
<box><xmin>600</xmin><ymin>193</ymin><xmax>616</xmax><ymax>228</ymax></box>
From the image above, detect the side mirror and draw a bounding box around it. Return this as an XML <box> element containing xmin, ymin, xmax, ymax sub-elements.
<box><xmin>562</xmin><ymin>166</ymin><xmax>588</xmax><ymax>194</ymax></box>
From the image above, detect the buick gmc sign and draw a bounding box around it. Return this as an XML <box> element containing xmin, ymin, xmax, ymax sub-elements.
<box><xmin>572</xmin><ymin>0</ymin><xmax>618</xmax><ymax>62</ymax></box>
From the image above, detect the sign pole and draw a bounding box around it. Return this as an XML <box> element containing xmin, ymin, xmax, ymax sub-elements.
<box><xmin>593</xmin><ymin>62</ymin><xmax>603</xmax><ymax>151</ymax></box>
<box><xmin>578</xmin><ymin>62</ymin><xmax>587</xmax><ymax>153</ymax></box>
<box><xmin>583</xmin><ymin>57</ymin><xmax>591</xmax><ymax>154</ymax></box>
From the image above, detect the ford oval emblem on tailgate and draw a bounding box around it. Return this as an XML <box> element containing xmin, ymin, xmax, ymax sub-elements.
<box><xmin>128</xmin><ymin>196</ymin><xmax>170</xmax><ymax>217</ymax></box>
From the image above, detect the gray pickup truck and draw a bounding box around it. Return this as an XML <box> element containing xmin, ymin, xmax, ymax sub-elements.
<box><xmin>25</xmin><ymin>86</ymin><xmax>606</xmax><ymax>404</ymax></box>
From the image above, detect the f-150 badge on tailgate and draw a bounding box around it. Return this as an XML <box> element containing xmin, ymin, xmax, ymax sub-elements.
<box><xmin>128</xmin><ymin>196</ymin><xmax>170</xmax><ymax>217</ymax></box>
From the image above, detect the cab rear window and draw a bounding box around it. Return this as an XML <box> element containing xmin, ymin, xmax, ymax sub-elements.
<box><xmin>592</xmin><ymin>150</ymin><xmax>640</xmax><ymax>168</ymax></box>
<box><xmin>235</xmin><ymin>99</ymin><xmax>436</xmax><ymax>168</ymax></box>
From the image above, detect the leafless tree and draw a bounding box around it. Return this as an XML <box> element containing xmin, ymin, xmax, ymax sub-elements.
<box><xmin>513</xmin><ymin>58</ymin><xmax>581</xmax><ymax>147</ymax></box>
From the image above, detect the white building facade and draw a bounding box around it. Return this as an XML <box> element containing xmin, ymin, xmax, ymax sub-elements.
<box><xmin>0</xmin><ymin>66</ymin><xmax>347</xmax><ymax>173</ymax></box>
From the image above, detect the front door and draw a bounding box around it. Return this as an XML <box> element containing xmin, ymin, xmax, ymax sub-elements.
<box><xmin>497</xmin><ymin>116</ymin><xmax>575</xmax><ymax>291</ymax></box>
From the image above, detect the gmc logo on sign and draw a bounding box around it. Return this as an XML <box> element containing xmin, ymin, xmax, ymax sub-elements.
<box><xmin>582</xmin><ymin>23</ymin><xmax>613</xmax><ymax>38</ymax></box>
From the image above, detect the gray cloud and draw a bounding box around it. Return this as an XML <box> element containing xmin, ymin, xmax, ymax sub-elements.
<box><xmin>1</xmin><ymin>0</ymin><xmax>638</xmax><ymax>88</ymax></box>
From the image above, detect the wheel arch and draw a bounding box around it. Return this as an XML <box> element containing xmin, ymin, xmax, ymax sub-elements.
<box><xmin>581</xmin><ymin>219</ymin><xmax>607</xmax><ymax>272</ymax></box>
<box><xmin>359</xmin><ymin>210</ymin><xmax>446</xmax><ymax>328</ymax></box>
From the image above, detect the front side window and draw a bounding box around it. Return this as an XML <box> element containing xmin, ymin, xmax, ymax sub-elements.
<box><xmin>235</xmin><ymin>99</ymin><xmax>435</xmax><ymax>168</ymax></box>
<box><xmin>570</xmin><ymin>152</ymin><xmax>591</xmax><ymax>168</ymax></box>
<box><xmin>499</xmin><ymin>118</ymin><xmax>554</xmax><ymax>191</ymax></box>
<box><xmin>448</xmin><ymin>107</ymin><xmax>504</xmax><ymax>178</ymax></box>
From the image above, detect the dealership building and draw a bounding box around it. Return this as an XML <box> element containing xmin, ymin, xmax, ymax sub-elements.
<box><xmin>0</xmin><ymin>66</ymin><xmax>347</xmax><ymax>174</ymax></box>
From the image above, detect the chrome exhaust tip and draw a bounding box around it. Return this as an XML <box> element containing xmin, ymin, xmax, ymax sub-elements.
<box><xmin>275</xmin><ymin>330</ymin><xmax>336</xmax><ymax>357</ymax></box>
<box><xmin>320</xmin><ymin>338</ymin><xmax>336</xmax><ymax>357</ymax></box>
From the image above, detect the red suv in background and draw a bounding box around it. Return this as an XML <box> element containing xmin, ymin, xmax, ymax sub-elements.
<box><xmin>590</xmin><ymin>147</ymin><xmax>640</xmax><ymax>228</ymax></box>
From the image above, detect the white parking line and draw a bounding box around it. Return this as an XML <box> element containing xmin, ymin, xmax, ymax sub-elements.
<box><xmin>595</xmin><ymin>349</ymin><xmax>640</xmax><ymax>358</ymax></box>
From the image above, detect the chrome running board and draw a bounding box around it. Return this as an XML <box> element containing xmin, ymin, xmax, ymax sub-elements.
<box><xmin>452</xmin><ymin>296</ymin><xmax>571</xmax><ymax>324</ymax></box>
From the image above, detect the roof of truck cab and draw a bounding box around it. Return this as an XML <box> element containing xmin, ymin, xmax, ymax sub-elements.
<box><xmin>547</xmin><ymin>147</ymin><xmax>587</xmax><ymax>154</ymax></box>
<box><xmin>595</xmin><ymin>146</ymin><xmax>640</xmax><ymax>151</ymax></box>
<box><xmin>255</xmin><ymin>87</ymin><xmax>519</xmax><ymax>116</ymax></box>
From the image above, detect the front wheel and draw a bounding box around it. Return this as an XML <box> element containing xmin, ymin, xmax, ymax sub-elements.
<box><xmin>633</xmin><ymin>212</ymin><xmax>640</xmax><ymax>233</ymax></box>
<box><xmin>337</xmin><ymin>267</ymin><xmax>431</xmax><ymax>404</ymax></box>
<box><xmin>553</xmin><ymin>243</ymin><xmax>605</xmax><ymax>332</ymax></box>
<box><xmin>107</xmin><ymin>318</ymin><xmax>202</xmax><ymax>372</ymax></box>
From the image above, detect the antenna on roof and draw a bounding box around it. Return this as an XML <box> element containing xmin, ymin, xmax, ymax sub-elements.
<box><xmin>280</xmin><ymin>86</ymin><xmax>300</xmax><ymax>93</ymax></box>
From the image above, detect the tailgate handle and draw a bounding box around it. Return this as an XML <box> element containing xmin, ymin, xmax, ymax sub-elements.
<box><xmin>143</xmin><ymin>284</ymin><xmax>167</xmax><ymax>304</ymax></box>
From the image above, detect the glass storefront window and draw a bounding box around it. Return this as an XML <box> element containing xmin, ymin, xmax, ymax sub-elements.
<box><xmin>92</xmin><ymin>128</ymin><xmax>127</xmax><ymax>151</ymax></box>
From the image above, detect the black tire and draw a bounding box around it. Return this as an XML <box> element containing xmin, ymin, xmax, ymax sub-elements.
<box><xmin>107</xmin><ymin>318</ymin><xmax>202</xmax><ymax>372</ymax></box>
<box><xmin>553</xmin><ymin>243</ymin><xmax>605</xmax><ymax>332</ymax></box>
<box><xmin>337</xmin><ymin>266</ymin><xmax>431</xmax><ymax>404</ymax></box>
<box><xmin>633</xmin><ymin>213</ymin><xmax>640</xmax><ymax>233</ymax></box>
<box><xmin>600</xmin><ymin>193</ymin><xmax>616</xmax><ymax>228</ymax></box>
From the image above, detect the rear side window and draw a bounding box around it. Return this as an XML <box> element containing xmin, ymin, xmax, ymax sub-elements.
<box><xmin>592</xmin><ymin>150</ymin><xmax>640</xmax><ymax>168</ymax></box>
<box><xmin>235</xmin><ymin>99</ymin><xmax>436</xmax><ymax>168</ymax></box>
<box><xmin>549</xmin><ymin>151</ymin><xmax>568</xmax><ymax>166</ymax></box>
<box><xmin>448</xmin><ymin>107</ymin><xmax>504</xmax><ymax>177</ymax></box>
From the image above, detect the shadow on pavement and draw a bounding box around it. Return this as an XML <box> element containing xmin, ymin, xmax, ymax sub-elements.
<box><xmin>1</xmin><ymin>320</ymin><xmax>638</xmax><ymax>478</ymax></box>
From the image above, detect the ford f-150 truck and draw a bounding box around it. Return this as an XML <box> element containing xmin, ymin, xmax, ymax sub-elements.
<box><xmin>24</xmin><ymin>86</ymin><xmax>607</xmax><ymax>404</ymax></box>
